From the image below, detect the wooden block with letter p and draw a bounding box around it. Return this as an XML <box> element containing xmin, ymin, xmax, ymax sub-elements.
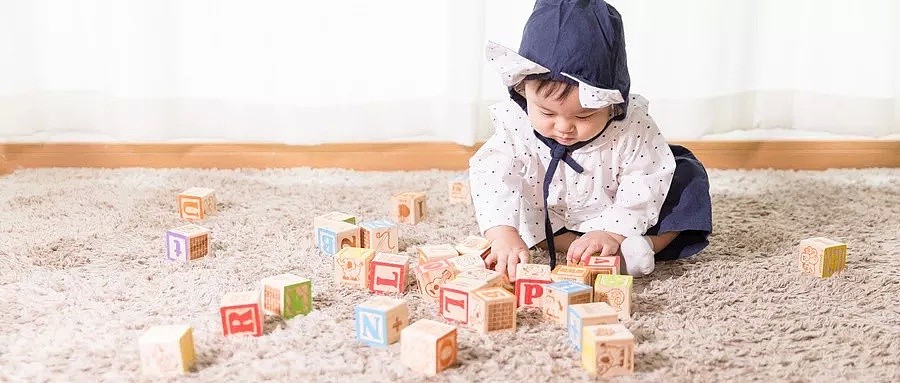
<box><xmin>334</xmin><ymin>247</ymin><xmax>376</xmax><ymax>289</ymax></box>
<box><xmin>567</xmin><ymin>302</ymin><xmax>619</xmax><ymax>351</ymax></box>
<box><xmin>469</xmin><ymin>287</ymin><xmax>516</xmax><ymax>333</ymax></box>
<box><xmin>313</xmin><ymin>211</ymin><xmax>357</xmax><ymax>227</ymax></box>
<box><xmin>165</xmin><ymin>224</ymin><xmax>211</xmax><ymax>262</ymax></box>
<box><xmin>438</xmin><ymin>277</ymin><xmax>488</xmax><ymax>325</ymax></box>
<box><xmin>417</xmin><ymin>244</ymin><xmax>459</xmax><ymax>265</ymax></box>
<box><xmin>455</xmin><ymin>235</ymin><xmax>491</xmax><ymax>260</ymax></box>
<box><xmin>581</xmin><ymin>323</ymin><xmax>635</xmax><ymax>378</ymax></box>
<box><xmin>448</xmin><ymin>174</ymin><xmax>471</xmax><ymax>204</ymax></box>
<box><xmin>551</xmin><ymin>265</ymin><xmax>591</xmax><ymax>285</ymax></box>
<box><xmin>798</xmin><ymin>237</ymin><xmax>847</xmax><ymax>278</ymax></box>
<box><xmin>400</xmin><ymin>319</ymin><xmax>458</xmax><ymax>376</ymax></box>
<box><xmin>542</xmin><ymin>281</ymin><xmax>593</xmax><ymax>325</ymax></box>
<box><xmin>219</xmin><ymin>291</ymin><xmax>263</xmax><ymax>337</ymax></box>
<box><xmin>178</xmin><ymin>187</ymin><xmax>216</xmax><ymax>221</ymax></box>
<box><xmin>139</xmin><ymin>325</ymin><xmax>195</xmax><ymax>376</ymax></box>
<box><xmin>359</xmin><ymin>219</ymin><xmax>399</xmax><ymax>253</ymax></box>
<box><xmin>260</xmin><ymin>273</ymin><xmax>312</xmax><ymax>319</ymax></box>
<box><xmin>594</xmin><ymin>274</ymin><xmax>633</xmax><ymax>319</ymax></box>
<box><xmin>354</xmin><ymin>296</ymin><xmax>409</xmax><ymax>347</ymax></box>
<box><xmin>391</xmin><ymin>192</ymin><xmax>427</xmax><ymax>224</ymax></box>
<box><xmin>367</xmin><ymin>252</ymin><xmax>410</xmax><ymax>294</ymax></box>
<box><xmin>514</xmin><ymin>263</ymin><xmax>551</xmax><ymax>308</ymax></box>
<box><xmin>315</xmin><ymin>220</ymin><xmax>360</xmax><ymax>256</ymax></box>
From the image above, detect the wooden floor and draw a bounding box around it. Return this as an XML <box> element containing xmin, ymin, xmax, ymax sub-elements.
<box><xmin>1</xmin><ymin>141</ymin><xmax>898</xmax><ymax>174</ymax></box>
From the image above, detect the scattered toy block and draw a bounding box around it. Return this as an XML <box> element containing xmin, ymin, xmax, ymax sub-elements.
<box><xmin>178</xmin><ymin>187</ymin><xmax>216</xmax><ymax>220</ymax></box>
<box><xmin>469</xmin><ymin>287</ymin><xmax>516</xmax><ymax>333</ymax></box>
<box><xmin>582</xmin><ymin>256</ymin><xmax>621</xmax><ymax>283</ymax></box>
<box><xmin>219</xmin><ymin>291</ymin><xmax>263</xmax><ymax>337</ymax></box>
<box><xmin>139</xmin><ymin>325</ymin><xmax>195</xmax><ymax>376</ymax></box>
<box><xmin>400</xmin><ymin>319</ymin><xmax>458</xmax><ymax>376</ymax></box>
<box><xmin>567</xmin><ymin>302</ymin><xmax>619</xmax><ymax>351</ymax></box>
<box><xmin>315</xmin><ymin>220</ymin><xmax>360</xmax><ymax>255</ymax></box>
<box><xmin>448</xmin><ymin>175</ymin><xmax>471</xmax><ymax>204</ymax></box>
<box><xmin>454</xmin><ymin>235</ymin><xmax>491</xmax><ymax>260</ymax></box>
<box><xmin>581</xmin><ymin>323</ymin><xmax>635</xmax><ymax>378</ymax></box>
<box><xmin>414</xmin><ymin>260</ymin><xmax>456</xmax><ymax>300</ymax></box>
<box><xmin>417</xmin><ymin>244</ymin><xmax>459</xmax><ymax>265</ymax></box>
<box><xmin>354</xmin><ymin>296</ymin><xmax>409</xmax><ymax>347</ymax></box>
<box><xmin>515</xmin><ymin>263</ymin><xmax>552</xmax><ymax>308</ymax></box>
<box><xmin>391</xmin><ymin>192</ymin><xmax>427</xmax><ymax>224</ymax></box>
<box><xmin>798</xmin><ymin>237</ymin><xmax>847</xmax><ymax>278</ymax></box>
<box><xmin>446</xmin><ymin>254</ymin><xmax>486</xmax><ymax>274</ymax></box>
<box><xmin>367</xmin><ymin>253</ymin><xmax>410</xmax><ymax>294</ymax></box>
<box><xmin>165</xmin><ymin>224</ymin><xmax>211</xmax><ymax>262</ymax></box>
<box><xmin>359</xmin><ymin>219</ymin><xmax>400</xmax><ymax>253</ymax></box>
<box><xmin>456</xmin><ymin>268</ymin><xmax>506</xmax><ymax>288</ymax></box>
<box><xmin>439</xmin><ymin>278</ymin><xmax>488</xmax><ymax>325</ymax></box>
<box><xmin>594</xmin><ymin>274</ymin><xmax>633</xmax><ymax>319</ymax></box>
<box><xmin>551</xmin><ymin>265</ymin><xmax>591</xmax><ymax>285</ymax></box>
<box><xmin>542</xmin><ymin>281</ymin><xmax>593</xmax><ymax>325</ymax></box>
<box><xmin>313</xmin><ymin>211</ymin><xmax>357</xmax><ymax>227</ymax></box>
<box><xmin>260</xmin><ymin>273</ymin><xmax>312</xmax><ymax>319</ymax></box>
<box><xmin>334</xmin><ymin>247</ymin><xmax>376</xmax><ymax>288</ymax></box>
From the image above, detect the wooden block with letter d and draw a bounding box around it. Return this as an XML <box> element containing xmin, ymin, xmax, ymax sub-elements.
<box><xmin>469</xmin><ymin>287</ymin><xmax>516</xmax><ymax>333</ymax></box>
<box><xmin>798</xmin><ymin>237</ymin><xmax>847</xmax><ymax>278</ymax></box>
<box><xmin>581</xmin><ymin>323</ymin><xmax>635</xmax><ymax>378</ymax></box>
<box><xmin>391</xmin><ymin>192</ymin><xmax>427</xmax><ymax>224</ymax></box>
<box><xmin>315</xmin><ymin>220</ymin><xmax>360</xmax><ymax>256</ymax></box>
<box><xmin>567</xmin><ymin>302</ymin><xmax>619</xmax><ymax>351</ymax></box>
<box><xmin>359</xmin><ymin>219</ymin><xmax>399</xmax><ymax>253</ymax></box>
<box><xmin>367</xmin><ymin>252</ymin><xmax>410</xmax><ymax>294</ymax></box>
<box><xmin>542</xmin><ymin>281</ymin><xmax>593</xmax><ymax>325</ymax></box>
<box><xmin>400</xmin><ymin>319</ymin><xmax>458</xmax><ymax>376</ymax></box>
<box><xmin>334</xmin><ymin>247</ymin><xmax>376</xmax><ymax>288</ymax></box>
<box><xmin>594</xmin><ymin>274</ymin><xmax>633</xmax><ymax>319</ymax></box>
<box><xmin>219</xmin><ymin>291</ymin><xmax>263</xmax><ymax>337</ymax></box>
<box><xmin>165</xmin><ymin>224</ymin><xmax>211</xmax><ymax>262</ymax></box>
<box><xmin>139</xmin><ymin>325</ymin><xmax>195</xmax><ymax>376</ymax></box>
<box><xmin>354</xmin><ymin>296</ymin><xmax>409</xmax><ymax>347</ymax></box>
<box><xmin>514</xmin><ymin>263</ymin><xmax>551</xmax><ymax>308</ymax></box>
<box><xmin>178</xmin><ymin>187</ymin><xmax>216</xmax><ymax>221</ymax></box>
<box><xmin>260</xmin><ymin>273</ymin><xmax>312</xmax><ymax>319</ymax></box>
<box><xmin>438</xmin><ymin>277</ymin><xmax>488</xmax><ymax>325</ymax></box>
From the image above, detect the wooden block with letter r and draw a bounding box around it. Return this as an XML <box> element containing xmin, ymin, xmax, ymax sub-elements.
<box><xmin>219</xmin><ymin>291</ymin><xmax>263</xmax><ymax>337</ymax></box>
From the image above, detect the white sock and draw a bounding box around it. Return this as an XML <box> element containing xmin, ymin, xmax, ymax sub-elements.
<box><xmin>621</xmin><ymin>236</ymin><xmax>655</xmax><ymax>277</ymax></box>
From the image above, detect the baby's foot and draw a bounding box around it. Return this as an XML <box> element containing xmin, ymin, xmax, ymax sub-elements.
<box><xmin>621</xmin><ymin>236</ymin><xmax>655</xmax><ymax>277</ymax></box>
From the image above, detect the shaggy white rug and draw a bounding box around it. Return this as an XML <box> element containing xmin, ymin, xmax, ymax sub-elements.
<box><xmin>1</xmin><ymin>167</ymin><xmax>898</xmax><ymax>382</ymax></box>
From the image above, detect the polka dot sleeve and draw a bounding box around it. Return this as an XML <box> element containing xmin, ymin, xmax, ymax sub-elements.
<box><xmin>468</xmin><ymin>111</ymin><xmax>526</xmax><ymax>236</ymax></box>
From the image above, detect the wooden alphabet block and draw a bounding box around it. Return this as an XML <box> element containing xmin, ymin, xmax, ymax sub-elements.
<box><xmin>454</xmin><ymin>235</ymin><xmax>491</xmax><ymax>260</ymax></box>
<box><xmin>469</xmin><ymin>287</ymin><xmax>516</xmax><ymax>333</ymax></box>
<box><xmin>798</xmin><ymin>237</ymin><xmax>847</xmax><ymax>278</ymax></box>
<box><xmin>400</xmin><ymin>319</ymin><xmax>458</xmax><ymax>376</ymax></box>
<box><xmin>448</xmin><ymin>175</ymin><xmax>471</xmax><ymax>204</ymax></box>
<box><xmin>165</xmin><ymin>224</ymin><xmax>211</xmax><ymax>262</ymax></box>
<box><xmin>315</xmin><ymin>220</ymin><xmax>360</xmax><ymax>255</ymax></box>
<box><xmin>514</xmin><ymin>263</ymin><xmax>551</xmax><ymax>308</ymax></box>
<box><xmin>391</xmin><ymin>192</ymin><xmax>427</xmax><ymax>224</ymax></box>
<box><xmin>446</xmin><ymin>254</ymin><xmax>486</xmax><ymax>274</ymax></box>
<box><xmin>367</xmin><ymin>253</ymin><xmax>410</xmax><ymax>294</ymax></box>
<box><xmin>417</xmin><ymin>244</ymin><xmax>459</xmax><ymax>265</ymax></box>
<box><xmin>581</xmin><ymin>324</ymin><xmax>635</xmax><ymax>378</ymax></box>
<box><xmin>542</xmin><ymin>281</ymin><xmax>593</xmax><ymax>325</ymax></box>
<box><xmin>456</xmin><ymin>268</ymin><xmax>505</xmax><ymax>288</ymax></box>
<box><xmin>219</xmin><ymin>291</ymin><xmax>263</xmax><ymax>337</ymax></box>
<box><xmin>551</xmin><ymin>265</ymin><xmax>591</xmax><ymax>285</ymax></box>
<box><xmin>581</xmin><ymin>255</ymin><xmax>621</xmax><ymax>284</ymax></box>
<box><xmin>260</xmin><ymin>273</ymin><xmax>312</xmax><ymax>319</ymax></box>
<box><xmin>313</xmin><ymin>211</ymin><xmax>357</xmax><ymax>227</ymax></box>
<box><xmin>359</xmin><ymin>219</ymin><xmax>399</xmax><ymax>253</ymax></box>
<box><xmin>354</xmin><ymin>296</ymin><xmax>409</xmax><ymax>347</ymax></box>
<box><xmin>334</xmin><ymin>247</ymin><xmax>376</xmax><ymax>288</ymax></box>
<box><xmin>414</xmin><ymin>260</ymin><xmax>456</xmax><ymax>300</ymax></box>
<box><xmin>439</xmin><ymin>278</ymin><xmax>488</xmax><ymax>325</ymax></box>
<box><xmin>594</xmin><ymin>274</ymin><xmax>633</xmax><ymax>319</ymax></box>
<box><xmin>139</xmin><ymin>325</ymin><xmax>195</xmax><ymax>376</ymax></box>
<box><xmin>178</xmin><ymin>187</ymin><xmax>216</xmax><ymax>221</ymax></box>
<box><xmin>567</xmin><ymin>302</ymin><xmax>619</xmax><ymax>351</ymax></box>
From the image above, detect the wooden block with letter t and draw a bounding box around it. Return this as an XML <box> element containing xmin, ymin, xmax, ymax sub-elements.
<box><xmin>334</xmin><ymin>247</ymin><xmax>376</xmax><ymax>289</ymax></box>
<box><xmin>219</xmin><ymin>291</ymin><xmax>263</xmax><ymax>337</ymax></box>
<box><xmin>367</xmin><ymin>252</ymin><xmax>410</xmax><ymax>294</ymax></box>
<box><xmin>438</xmin><ymin>277</ymin><xmax>488</xmax><ymax>325</ymax></box>
<box><xmin>400</xmin><ymin>319</ymin><xmax>458</xmax><ymax>376</ymax></box>
<box><xmin>315</xmin><ymin>220</ymin><xmax>360</xmax><ymax>256</ymax></box>
<box><xmin>260</xmin><ymin>273</ymin><xmax>312</xmax><ymax>319</ymax></box>
<box><xmin>567</xmin><ymin>302</ymin><xmax>619</xmax><ymax>351</ymax></box>
<box><xmin>514</xmin><ymin>263</ymin><xmax>551</xmax><ymax>308</ymax></box>
<box><xmin>581</xmin><ymin>323</ymin><xmax>635</xmax><ymax>378</ymax></box>
<box><xmin>551</xmin><ymin>265</ymin><xmax>591</xmax><ymax>285</ymax></box>
<box><xmin>469</xmin><ymin>287</ymin><xmax>516</xmax><ymax>333</ymax></box>
<box><xmin>417</xmin><ymin>244</ymin><xmax>459</xmax><ymax>265</ymax></box>
<box><xmin>542</xmin><ymin>281</ymin><xmax>593</xmax><ymax>325</ymax></box>
<box><xmin>594</xmin><ymin>274</ymin><xmax>633</xmax><ymax>319</ymax></box>
<box><xmin>359</xmin><ymin>219</ymin><xmax>399</xmax><ymax>253</ymax></box>
<box><xmin>165</xmin><ymin>224</ymin><xmax>211</xmax><ymax>262</ymax></box>
<box><xmin>178</xmin><ymin>187</ymin><xmax>216</xmax><ymax>221</ymax></box>
<box><xmin>354</xmin><ymin>296</ymin><xmax>409</xmax><ymax>347</ymax></box>
<box><xmin>798</xmin><ymin>237</ymin><xmax>847</xmax><ymax>278</ymax></box>
<box><xmin>139</xmin><ymin>325</ymin><xmax>195</xmax><ymax>376</ymax></box>
<box><xmin>391</xmin><ymin>192</ymin><xmax>427</xmax><ymax>224</ymax></box>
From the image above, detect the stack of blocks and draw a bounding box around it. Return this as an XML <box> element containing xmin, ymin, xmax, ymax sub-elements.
<box><xmin>391</xmin><ymin>192</ymin><xmax>427</xmax><ymax>224</ymax></box>
<box><xmin>542</xmin><ymin>281</ymin><xmax>593</xmax><ymax>325</ymax></box>
<box><xmin>139</xmin><ymin>325</ymin><xmax>196</xmax><ymax>376</ymax></box>
<box><xmin>355</xmin><ymin>296</ymin><xmax>410</xmax><ymax>347</ymax></box>
<box><xmin>400</xmin><ymin>319</ymin><xmax>458</xmax><ymax>376</ymax></box>
<box><xmin>515</xmin><ymin>263</ymin><xmax>552</xmax><ymax>308</ymax></box>
<box><xmin>448</xmin><ymin>174</ymin><xmax>471</xmax><ymax>205</ymax></box>
<box><xmin>797</xmin><ymin>237</ymin><xmax>847</xmax><ymax>278</ymax></box>
<box><xmin>594</xmin><ymin>274</ymin><xmax>633</xmax><ymax>320</ymax></box>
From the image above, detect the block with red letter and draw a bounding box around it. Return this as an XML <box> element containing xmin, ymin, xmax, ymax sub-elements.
<box><xmin>219</xmin><ymin>291</ymin><xmax>263</xmax><ymax>337</ymax></box>
<box><xmin>551</xmin><ymin>265</ymin><xmax>591</xmax><ymax>285</ymax></box>
<box><xmin>446</xmin><ymin>254</ymin><xmax>486</xmax><ymax>274</ymax></box>
<box><xmin>583</xmin><ymin>256</ymin><xmax>621</xmax><ymax>283</ymax></box>
<box><xmin>359</xmin><ymin>219</ymin><xmax>399</xmax><ymax>253</ymax></box>
<box><xmin>138</xmin><ymin>325</ymin><xmax>195</xmax><ymax>376</ymax></box>
<box><xmin>456</xmin><ymin>268</ymin><xmax>505</xmax><ymax>288</ymax></box>
<box><xmin>400</xmin><ymin>319</ymin><xmax>458</xmax><ymax>376</ymax></box>
<box><xmin>567</xmin><ymin>302</ymin><xmax>619</xmax><ymax>351</ymax></box>
<box><xmin>367</xmin><ymin>253</ymin><xmax>410</xmax><ymax>294</ymax></box>
<box><xmin>455</xmin><ymin>235</ymin><xmax>491</xmax><ymax>260</ymax></box>
<box><xmin>416</xmin><ymin>244</ymin><xmax>459</xmax><ymax>265</ymax></box>
<box><xmin>542</xmin><ymin>281</ymin><xmax>593</xmax><ymax>325</ymax></box>
<box><xmin>514</xmin><ymin>263</ymin><xmax>551</xmax><ymax>308</ymax></box>
<box><xmin>469</xmin><ymin>287</ymin><xmax>516</xmax><ymax>333</ymax></box>
<box><xmin>334</xmin><ymin>247</ymin><xmax>375</xmax><ymax>289</ymax></box>
<box><xmin>581</xmin><ymin>323</ymin><xmax>635</xmax><ymax>378</ymax></box>
<box><xmin>165</xmin><ymin>224</ymin><xmax>211</xmax><ymax>262</ymax></box>
<box><xmin>594</xmin><ymin>274</ymin><xmax>633</xmax><ymax>319</ymax></box>
<box><xmin>391</xmin><ymin>192</ymin><xmax>427</xmax><ymax>224</ymax></box>
<box><xmin>315</xmin><ymin>220</ymin><xmax>360</xmax><ymax>256</ymax></box>
<box><xmin>438</xmin><ymin>278</ymin><xmax>488</xmax><ymax>325</ymax></box>
<box><xmin>178</xmin><ymin>187</ymin><xmax>217</xmax><ymax>221</ymax></box>
<box><xmin>354</xmin><ymin>296</ymin><xmax>409</xmax><ymax>347</ymax></box>
<box><xmin>448</xmin><ymin>174</ymin><xmax>471</xmax><ymax>204</ymax></box>
<box><xmin>414</xmin><ymin>260</ymin><xmax>456</xmax><ymax>300</ymax></box>
<box><xmin>261</xmin><ymin>273</ymin><xmax>312</xmax><ymax>319</ymax></box>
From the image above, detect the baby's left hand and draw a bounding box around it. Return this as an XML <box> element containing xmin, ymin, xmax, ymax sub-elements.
<box><xmin>566</xmin><ymin>231</ymin><xmax>626</xmax><ymax>265</ymax></box>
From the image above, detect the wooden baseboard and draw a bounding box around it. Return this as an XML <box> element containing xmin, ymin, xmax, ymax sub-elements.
<box><xmin>1</xmin><ymin>141</ymin><xmax>898</xmax><ymax>173</ymax></box>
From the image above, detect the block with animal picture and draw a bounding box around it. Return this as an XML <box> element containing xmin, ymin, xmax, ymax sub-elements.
<box><xmin>456</xmin><ymin>268</ymin><xmax>506</xmax><ymax>289</ymax></box>
<box><xmin>567</xmin><ymin>302</ymin><xmax>619</xmax><ymax>351</ymax></box>
<box><xmin>391</xmin><ymin>192</ymin><xmax>427</xmax><ymax>224</ymax></box>
<box><xmin>334</xmin><ymin>247</ymin><xmax>376</xmax><ymax>288</ymax></box>
<box><xmin>414</xmin><ymin>260</ymin><xmax>456</xmax><ymax>300</ymax></box>
<box><xmin>541</xmin><ymin>280</ymin><xmax>593</xmax><ymax>325</ymax></box>
<box><xmin>400</xmin><ymin>319</ymin><xmax>458</xmax><ymax>376</ymax></box>
<box><xmin>581</xmin><ymin>323</ymin><xmax>635</xmax><ymax>378</ymax></box>
<box><xmin>438</xmin><ymin>277</ymin><xmax>488</xmax><ymax>325</ymax></box>
<box><xmin>367</xmin><ymin>252</ymin><xmax>410</xmax><ymax>294</ymax></box>
<box><xmin>797</xmin><ymin>237</ymin><xmax>847</xmax><ymax>278</ymax></box>
<box><xmin>138</xmin><ymin>325</ymin><xmax>195</xmax><ymax>376</ymax></box>
<box><xmin>315</xmin><ymin>220</ymin><xmax>360</xmax><ymax>256</ymax></box>
<box><xmin>260</xmin><ymin>273</ymin><xmax>312</xmax><ymax>319</ymax></box>
<box><xmin>582</xmin><ymin>255</ymin><xmax>621</xmax><ymax>283</ymax></box>
<box><xmin>551</xmin><ymin>265</ymin><xmax>592</xmax><ymax>285</ymax></box>
<box><xmin>359</xmin><ymin>219</ymin><xmax>399</xmax><ymax>253</ymax></box>
<box><xmin>469</xmin><ymin>287</ymin><xmax>516</xmax><ymax>333</ymax></box>
<box><xmin>448</xmin><ymin>174</ymin><xmax>471</xmax><ymax>204</ymax></box>
<box><xmin>165</xmin><ymin>224</ymin><xmax>211</xmax><ymax>262</ymax></box>
<box><xmin>594</xmin><ymin>274</ymin><xmax>633</xmax><ymax>320</ymax></box>
<box><xmin>454</xmin><ymin>235</ymin><xmax>491</xmax><ymax>260</ymax></box>
<box><xmin>417</xmin><ymin>244</ymin><xmax>459</xmax><ymax>265</ymax></box>
<box><xmin>354</xmin><ymin>296</ymin><xmax>409</xmax><ymax>347</ymax></box>
<box><xmin>219</xmin><ymin>291</ymin><xmax>263</xmax><ymax>337</ymax></box>
<box><xmin>313</xmin><ymin>211</ymin><xmax>357</xmax><ymax>227</ymax></box>
<box><xmin>446</xmin><ymin>254</ymin><xmax>486</xmax><ymax>274</ymax></box>
<box><xmin>177</xmin><ymin>187</ymin><xmax>217</xmax><ymax>221</ymax></box>
<box><xmin>514</xmin><ymin>263</ymin><xmax>552</xmax><ymax>308</ymax></box>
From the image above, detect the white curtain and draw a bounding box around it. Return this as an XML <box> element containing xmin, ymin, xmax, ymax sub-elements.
<box><xmin>1</xmin><ymin>1</ymin><xmax>898</xmax><ymax>145</ymax></box>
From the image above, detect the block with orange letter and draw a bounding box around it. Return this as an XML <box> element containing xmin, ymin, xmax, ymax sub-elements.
<box><xmin>359</xmin><ymin>219</ymin><xmax>399</xmax><ymax>253</ymax></box>
<box><xmin>438</xmin><ymin>278</ymin><xmax>488</xmax><ymax>325</ymax></box>
<box><xmin>416</xmin><ymin>244</ymin><xmax>459</xmax><ymax>265</ymax></box>
<box><xmin>260</xmin><ymin>273</ymin><xmax>312</xmax><ymax>319</ymax></box>
<box><xmin>391</xmin><ymin>192</ymin><xmax>426</xmax><ymax>224</ymax></box>
<box><xmin>219</xmin><ymin>291</ymin><xmax>263</xmax><ymax>337</ymax></box>
<box><xmin>334</xmin><ymin>247</ymin><xmax>375</xmax><ymax>289</ymax></box>
<box><xmin>400</xmin><ymin>319</ymin><xmax>458</xmax><ymax>376</ymax></box>
<box><xmin>551</xmin><ymin>265</ymin><xmax>591</xmax><ymax>285</ymax></box>
<box><xmin>414</xmin><ymin>260</ymin><xmax>456</xmax><ymax>300</ymax></box>
<box><xmin>581</xmin><ymin>323</ymin><xmax>635</xmax><ymax>378</ymax></box>
<box><xmin>469</xmin><ymin>287</ymin><xmax>516</xmax><ymax>333</ymax></box>
<box><xmin>178</xmin><ymin>187</ymin><xmax>216</xmax><ymax>221</ymax></box>
<box><xmin>514</xmin><ymin>263</ymin><xmax>551</xmax><ymax>308</ymax></box>
<box><xmin>594</xmin><ymin>274</ymin><xmax>633</xmax><ymax>320</ymax></box>
<box><xmin>455</xmin><ymin>235</ymin><xmax>491</xmax><ymax>260</ymax></box>
<box><xmin>367</xmin><ymin>253</ymin><xmax>410</xmax><ymax>294</ymax></box>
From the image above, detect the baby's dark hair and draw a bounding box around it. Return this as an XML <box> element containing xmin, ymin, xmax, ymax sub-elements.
<box><xmin>533</xmin><ymin>79</ymin><xmax>577</xmax><ymax>101</ymax></box>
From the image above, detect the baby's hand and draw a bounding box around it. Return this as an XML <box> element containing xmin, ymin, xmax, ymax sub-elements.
<box><xmin>566</xmin><ymin>230</ymin><xmax>625</xmax><ymax>265</ymax></box>
<box><xmin>483</xmin><ymin>226</ymin><xmax>530</xmax><ymax>281</ymax></box>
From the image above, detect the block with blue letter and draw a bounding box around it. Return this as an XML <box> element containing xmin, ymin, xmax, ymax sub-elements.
<box><xmin>315</xmin><ymin>220</ymin><xmax>360</xmax><ymax>256</ymax></box>
<box><xmin>354</xmin><ymin>296</ymin><xmax>409</xmax><ymax>347</ymax></box>
<box><xmin>566</xmin><ymin>302</ymin><xmax>618</xmax><ymax>351</ymax></box>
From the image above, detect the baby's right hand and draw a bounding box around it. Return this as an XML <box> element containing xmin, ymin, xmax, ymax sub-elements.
<box><xmin>483</xmin><ymin>226</ymin><xmax>530</xmax><ymax>281</ymax></box>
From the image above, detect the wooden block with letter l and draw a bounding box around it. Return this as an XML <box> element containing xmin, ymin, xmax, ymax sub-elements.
<box><xmin>798</xmin><ymin>237</ymin><xmax>847</xmax><ymax>278</ymax></box>
<box><xmin>414</xmin><ymin>260</ymin><xmax>456</xmax><ymax>300</ymax></box>
<box><xmin>448</xmin><ymin>174</ymin><xmax>471</xmax><ymax>204</ymax></box>
<box><xmin>542</xmin><ymin>281</ymin><xmax>593</xmax><ymax>325</ymax></box>
<box><xmin>417</xmin><ymin>244</ymin><xmax>459</xmax><ymax>265</ymax></box>
<box><xmin>551</xmin><ymin>265</ymin><xmax>591</xmax><ymax>285</ymax></box>
<box><xmin>139</xmin><ymin>325</ymin><xmax>195</xmax><ymax>376</ymax></box>
<box><xmin>260</xmin><ymin>273</ymin><xmax>312</xmax><ymax>319</ymax></box>
<box><xmin>219</xmin><ymin>291</ymin><xmax>263</xmax><ymax>337</ymax></box>
<box><xmin>178</xmin><ymin>187</ymin><xmax>216</xmax><ymax>221</ymax></box>
<box><xmin>354</xmin><ymin>296</ymin><xmax>409</xmax><ymax>347</ymax></box>
<box><xmin>593</xmin><ymin>274</ymin><xmax>633</xmax><ymax>319</ymax></box>
<box><xmin>400</xmin><ymin>319</ymin><xmax>458</xmax><ymax>376</ymax></box>
<box><xmin>581</xmin><ymin>323</ymin><xmax>635</xmax><ymax>378</ymax></box>
<box><xmin>567</xmin><ymin>302</ymin><xmax>619</xmax><ymax>351</ymax></box>
<box><xmin>391</xmin><ymin>192</ymin><xmax>427</xmax><ymax>224</ymax></box>
<box><xmin>582</xmin><ymin>256</ymin><xmax>620</xmax><ymax>283</ymax></box>
<box><xmin>315</xmin><ymin>220</ymin><xmax>361</xmax><ymax>256</ymax></box>
<box><xmin>367</xmin><ymin>252</ymin><xmax>410</xmax><ymax>294</ymax></box>
<box><xmin>359</xmin><ymin>219</ymin><xmax>399</xmax><ymax>253</ymax></box>
<box><xmin>438</xmin><ymin>277</ymin><xmax>488</xmax><ymax>325</ymax></box>
<box><xmin>313</xmin><ymin>211</ymin><xmax>357</xmax><ymax>227</ymax></box>
<box><xmin>455</xmin><ymin>235</ymin><xmax>491</xmax><ymax>260</ymax></box>
<box><xmin>469</xmin><ymin>287</ymin><xmax>516</xmax><ymax>333</ymax></box>
<box><xmin>514</xmin><ymin>263</ymin><xmax>551</xmax><ymax>308</ymax></box>
<box><xmin>334</xmin><ymin>247</ymin><xmax>376</xmax><ymax>289</ymax></box>
<box><xmin>165</xmin><ymin>224</ymin><xmax>211</xmax><ymax>262</ymax></box>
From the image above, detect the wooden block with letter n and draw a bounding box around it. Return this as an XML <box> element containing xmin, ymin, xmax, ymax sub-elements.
<box><xmin>139</xmin><ymin>325</ymin><xmax>195</xmax><ymax>376</ymax></box>
<box><xmin>469</xmin><ymin>287</ymin><xmax>516</xmax><ymax>333</ymax></box>
<box><xmin>455</xmin><ymin>235</ymin><xmax>491</xmax><ymax>260</ymax></box>
<box><xmin>551</xmin><ymin>265</ymin><xmax>591</xmax><ymax>285</ymax></box>
<box><xmin>594</xmin><ymin>274</ymin><xmax>633</xmax><ymax>320</ymax></box>
<box><xmin>391</xmin><ymin>192</ymin><xmax>427</xmax><ymax>224</ymax></box>
<box><xmin>414</xmin><ymin>260</ymin><xmax>456</xmax><ymax>300</ymax></box>
<box><xmin>417</xmin><ymin>244</ymin><xmax>459</xmax><ymax>265</ymax></box>
<box><xmin>260</xmin><ymin>273</ymin><xmax>312</xmax><ymax>319</ymax></box>
<box><xmin>334</xmin><ymin>247</ymin><xmax>376</xmax><ymax>289</ymax></box>
<box><xmin>448</xmin><ymin>174</ymin><xmax>471</xmax><ymax>204</ymax></box>
<box><xmin>177</xmin><ymin>187</ymin><xmax>216</xmax><ymax>221</ymax></box>
<box><xmin>514</xmin><ymin>263</ymin><xmax>551</xmax><ymax>308</ymax></box>
<box><xmin>315</xmin><ymin>220</ymin><xmax>360</xmax><ymax>256</ymax></box>
<box><xmin>359</xmin><ymin>219</ymin><xmax>399</xmax><ymax>253</ymax></box>
<box><xmin>567</xmin><ymin>302</ymin><xmax>619</xmax><ymax>351</ymax></box>
<box><xmin>400</xmin><ymin>319</ymin><xmax>458</xmax><ymax>376</ymax></box>
<box><xmin>165</xmin><ymin>224</ymin><xmax>211</xmax><ymax>262</ymax></box>
<box><xmin>367</xmin><ymin>252</ymin><xmax>410</xmax><ymax>294</ymax></box>
<box><xmin>582</xmin><ymin>256</ymin><xmax>620</xmax><ymax>284</ymax></box>
<box><xmin>542</xmin><ymin>281</ymin><xmax>593</xmax><ymax>325</ymax></box>
<box><xmin>313</xmin><ymin>211</ymin><xmax>357</xmax><ymax>227</ymax></box>
<box><xmin>581</xmin><ymin>323</ymin><xmax>635</xmax><ymax>378</ymax></box>
<box><xmin>438</xmin><ymin>277</ymin><xmax>488</xmax><ymax>325</ymax></box>
<box><xmin>219</xmin><ymin>291</ymin><xmax>263</xmax><ymax>337</ymax></box>
<box><xmin>354</xmin><ymin>296</ymin><xmax>409</xmax><ymax>347</ymax></box>
<box><xmin>798</xmin><ymin>237</ymin><xmax>847</xmax><ymax>278</ymax></box>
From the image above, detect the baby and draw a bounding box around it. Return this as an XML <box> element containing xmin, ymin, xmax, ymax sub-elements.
<box><xmin>470</xmin><ymin>0</ymin><xmax>712</xmax><ymax>280</ymax></box>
